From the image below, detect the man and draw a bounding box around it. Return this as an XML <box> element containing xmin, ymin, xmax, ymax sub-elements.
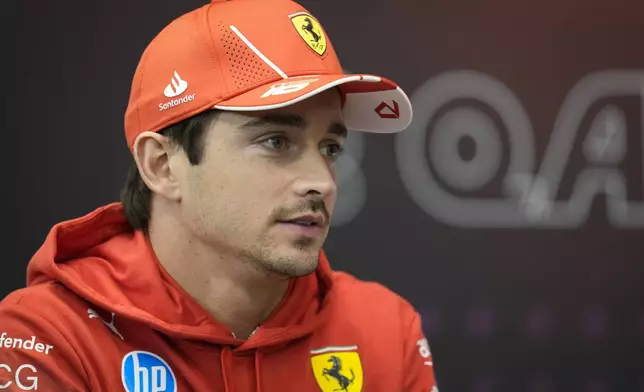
<box><xmin>1</xmin><ymin>0</ymin><xmax>439</xmax><ymax>391</ymax></box>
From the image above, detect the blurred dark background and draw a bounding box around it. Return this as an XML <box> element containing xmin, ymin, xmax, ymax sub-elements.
<box><xmin>6</xmin><ymin>0</ymin><xmax>644</xmax><ymax>391</ymax></box>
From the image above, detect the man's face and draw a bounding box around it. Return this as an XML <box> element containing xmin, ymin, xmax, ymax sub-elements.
<box><xmin>177</xmin><ymin>89</ymin><xmax>346</xmax><ymax>277</ymax></box>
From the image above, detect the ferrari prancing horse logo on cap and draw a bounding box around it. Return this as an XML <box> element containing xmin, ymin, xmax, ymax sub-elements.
<box><xmin>291</xmin><ymin>14</ymin><xmax>327</xmax><ymax>56</ymax></box>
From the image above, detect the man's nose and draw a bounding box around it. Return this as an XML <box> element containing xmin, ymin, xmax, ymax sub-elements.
<box><xmin>291</xmin><ymin>150</ymin><xmax>337</xmax><ymax>199</ymax></box>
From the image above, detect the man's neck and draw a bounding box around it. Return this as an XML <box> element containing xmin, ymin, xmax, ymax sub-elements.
<box><xmin>146</xmin><ymin>210</ymin><xmax>290</xmax><ymax>340</ymax></box>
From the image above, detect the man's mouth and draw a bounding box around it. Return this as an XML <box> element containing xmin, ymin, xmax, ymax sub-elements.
<box><xmin>279</xmin><ymin>214</ymin><xmax>325</xmax><ymax>227</ymax></box>
<box><xmin>289</xmin><ymin>220</ymin><xmax>318</xmax><ymax>226</ymax></box>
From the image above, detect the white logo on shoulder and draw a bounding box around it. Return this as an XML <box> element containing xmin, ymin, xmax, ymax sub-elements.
<box><xmin>416</xmin><ymin>337</ymin><xmax>433</xmax><ymax>366</ymax></box>
<box><xmin>88</xmin><ymin>308</ymin><xmax>125</xmax><ymax>341</ymax></box>
<box><xmin>0</xmin><ymin>332</ymin><xmax>53</xmax><ymax>355</ymax></box>
<box><xmin>261</xmin><ymin>78</ymin><xmax>319</xmax><ymax>98</ymax></box>
<box><xmin>164</xmin><ymin>71</ymin><xmax>188</xmax><ymax>98</ymax></box>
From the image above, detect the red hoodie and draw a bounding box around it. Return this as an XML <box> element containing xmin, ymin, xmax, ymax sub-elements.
<box><xmin>0</xmin><ymin>203</ymin><xmax>439</xmax><ymax>392</ymax></box>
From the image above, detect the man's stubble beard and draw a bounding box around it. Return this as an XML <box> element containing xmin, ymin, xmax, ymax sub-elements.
<box><xmin>238</xmin><ymin>235</ymin><xmax>322</xmax><ymax>278</ymax></box>
<box><xmin>243</xmin><ymin>197</ymin><xmax>329</xmax><ymax>278</ymax></box>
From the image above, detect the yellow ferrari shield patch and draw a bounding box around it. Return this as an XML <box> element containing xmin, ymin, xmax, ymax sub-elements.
<box><xmin>290</xmin><ymin>14</ymin><xmax>327</xmax><ymax>56</ymax></box>
<box><xmin>310</xmin><ymin>346</ymin><xmax>363</xmax><ymax>392</ymax></box>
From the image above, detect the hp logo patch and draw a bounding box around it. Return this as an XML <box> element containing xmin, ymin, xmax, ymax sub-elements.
<box><xmin>121</xmin><ymin>351</ymin><xmax>177</xmax><ymax>392</ymax></box>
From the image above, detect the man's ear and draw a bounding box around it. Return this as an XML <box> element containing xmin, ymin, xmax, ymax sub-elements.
<box><xmin>132</xmin><ymin>131</ymin><xmax>183</xmax><ymax>202</ymax></box>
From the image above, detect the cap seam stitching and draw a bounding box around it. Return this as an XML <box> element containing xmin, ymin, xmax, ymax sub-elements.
<box><xmin>281</xmin><ymin>69</ymin><xmax>333</xmax><ymax>77</ymax></box>
<box><xmin>134</xmin><ymin>48</ymin><xmax>152</xmax><ymax>144</ymax></box>
<box><xmin>206</xmin><ymin>9</ymin><xmax>231</xmax><ymax>99</ymax></box>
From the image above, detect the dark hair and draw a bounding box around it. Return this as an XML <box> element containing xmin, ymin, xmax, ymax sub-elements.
<box><xmin>120</xmin><ymin>110</ymin><xmax>220</xmax><ymax>230</ymax></box>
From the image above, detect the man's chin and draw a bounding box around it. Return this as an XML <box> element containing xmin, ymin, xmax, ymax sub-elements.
<box><xmin>261</xmin><ymin>248</ymin><xmax>320</xmax><ymax>277</ymax></box>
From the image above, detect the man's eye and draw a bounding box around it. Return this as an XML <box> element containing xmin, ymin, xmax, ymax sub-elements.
<box><xmin>321</xmin><ymin>143</ymin><xmax>346</xmax><ymax>159</ymax></box>
<box><xmin>261</xmin><ymin>136</ymin><xmax>290</xmax><ymax>150</ymax></box>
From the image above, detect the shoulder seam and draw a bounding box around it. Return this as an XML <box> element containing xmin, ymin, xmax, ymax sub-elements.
<box><xmin>4</xmin><ymin>282</ymin><xmax>64</xmax><ymax>307</ymax></box>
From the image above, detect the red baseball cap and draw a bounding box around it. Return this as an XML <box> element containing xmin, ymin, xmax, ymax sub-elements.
<box><xmin>124</xmin><ymin>0</ymin><xmax>413</xmax><ymax>150</ymax></box>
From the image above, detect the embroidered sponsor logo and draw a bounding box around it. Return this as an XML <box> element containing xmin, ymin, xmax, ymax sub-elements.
<box><xmin>0</xmin><ymin>364</ymin><xmax>39</xmax><ymax>390</ymax></box>
<box><xmin>122</xmin><ymin>351</ymin><xmax>177</xmax><ymax>392</ymax></box>
<box><xmin>310</xmin><ymin>345</ymin><xmax>363</xmax><ymax>392</ymax></box>
<box><xmin>0</xmin><ymin>333</ymin><xmax>53</xmax><ymax>355</ymax></box>
<box><xmin>88</xmin><ymin>308</ymin><xmax>125</xmax><ymax>341</ymax></box>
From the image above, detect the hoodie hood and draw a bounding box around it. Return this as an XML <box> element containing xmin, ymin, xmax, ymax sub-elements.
<box><xmin>26</xmin><ymin>202</ymin><xmax>335</xmax><ymax>349</ymax></box>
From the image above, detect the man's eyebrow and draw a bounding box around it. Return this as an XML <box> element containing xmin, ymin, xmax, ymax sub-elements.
<box><xmin>329</xmin><ymin>122</ymin><xmax>348</xmax><ymax>139</ymax></box>
<box><xmin>240</xmin><ymin>113</ymin><xmax>348</xmax><ymax>139</ymax></box>
<box><xmin>240</xmin><ymin>114</ymin><xmax>307</xmax><ymax>130</ymax></box>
